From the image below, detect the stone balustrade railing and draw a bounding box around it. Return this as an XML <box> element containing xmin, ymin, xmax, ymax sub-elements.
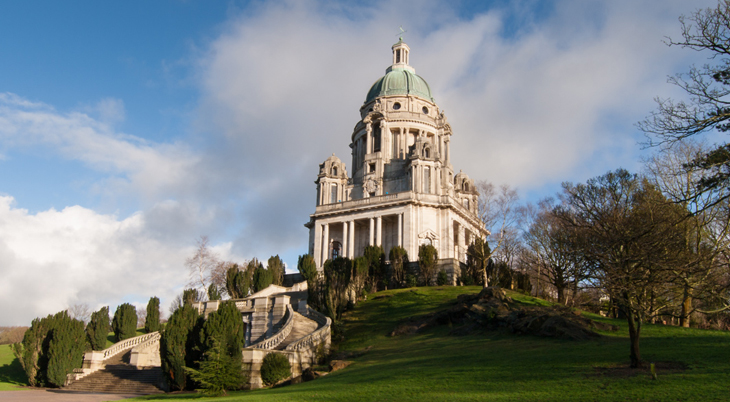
<box><xmin>248</xmin><ymin>304</ymin><xmax>294</xmax><ymax>350</ymax></box>
<box><xmin>67</xmin><ymin>331</ymin><xmax>160</xmax><ymax>385</ymax></box>
<box><xmin>129</xmin><ymin>331</ymin><xmax>162</xmax><ymax>367</ymax></box>
<box><xmin>102</xmin><ymin>332</ymin><xmax>159</xmax><ymax>360</ymax></box>
<box><xmin>285</xmin><ymin>307</ymin><xmax>332</xmax><ymax>352</ymax></box>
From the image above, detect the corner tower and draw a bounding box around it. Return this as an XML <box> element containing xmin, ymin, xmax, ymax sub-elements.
<box><xmin>306</xmin><ymin>41</ymin><xmax>486</xmax><ymax>284</ymax></box>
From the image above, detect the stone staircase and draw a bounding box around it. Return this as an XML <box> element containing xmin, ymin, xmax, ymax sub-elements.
<box><xmin>276</xmin><ymin>312</ymin><xmax>319</xmax><ymax>350</ymax></box>
<box><xmin>64</xmin><ymin>350</ymin><xmax>164</xmax><ymax>394</ymax></box>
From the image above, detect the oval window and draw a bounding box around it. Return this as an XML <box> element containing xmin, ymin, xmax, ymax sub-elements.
<box><xmin>393</xmin><ymin>102</ymin><xmax>401</xmax><ymax>110</ymax></box>
<box><xmin>422</xmin><ymin>106</ymin><xmax>429</xmax><ymax>114</ymax></box>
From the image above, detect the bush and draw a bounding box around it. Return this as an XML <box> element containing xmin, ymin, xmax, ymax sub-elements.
<box><xmin>405</xmin><ymin>274</ymin><xmax>418</xmax><ymax>288</ymax></box>
<box><xmin>112</xmin><ymin>303</ymin><xmax>138</xmax><ymax>342</ymax></box>
<box><xmin>145</xmin><ymin>297</ymin><xmax>160</xmax><ymax>333</ymax></box>
<box><xmin>86</xmin><ymin>306</ymin><xmax>110</xmax><ymax>350</ymax></box>
<box><xmin>437</xmin><ymin>270</ymin><xmax>448</xmax><ymax>286</ymax></box>
<box><xmin>16</xmin><ymin>310</ymin><xmax>86</xmax><ymax>387</ymax></box>
<box><xmin>183</xmin><ymin>338</ymin><xmax>245</xmax><ymax>396</ymax></box>
<box><xmin>260</xmin><ymin>353</ymin><xmax>291</xmax><ymax>386</ymax></box>
<box><xmin>418</xmin><ymin>244</ymin><xmax>439</xmax><ymax>286</ymax></box>
<box><xmin>160</xmin><ymin>304</ymin><xmax>201</xmax><ymax>391</ymax></box>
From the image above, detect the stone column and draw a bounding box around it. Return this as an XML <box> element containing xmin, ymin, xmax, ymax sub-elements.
<box><xmin>366</xmin><ymin>123</ymin><xmax>372</xmax><ymax>154</ymax></box>
<box><xmin>349</xmin><ymin>220</ymin><xmax>355</xmax><ymax>257</ymax></box>
<box><xmin>314</xmin><ymin>222</ymin><xmax>322</xmax><ymax>267</ymax></box>
<box><xmin>322</xmin><ymin>223</ymin><xmax>329</xmax><ymax>263</ymax></box>
<box><xmin>458</xmin><ymin>224</ymin><xmax>466</xmax><ymax>263</ymax></box>
<box><xmin>369</xmin><ymin>218</ymin><xmax>375</xmax><ymax>246</ymax></box>
<box><xmin>342</xmin><ymin>222</ymin><xmax>348</xmax><ymax>258</ymax></box>
<box><xmin>398</xmin><ymin>213</ymin><xmax>403</xmax><ymax>247</ymax></box>
<box><xmin>376</xmin><ymin>216</ymin><xmax>382</xmax><ymax>246</ymax></box>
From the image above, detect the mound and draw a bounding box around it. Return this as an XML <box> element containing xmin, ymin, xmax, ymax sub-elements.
<box><xmin>391</xmin><ymin>287</ymin><xmax>617</xmax><ymax>341</ymax></box>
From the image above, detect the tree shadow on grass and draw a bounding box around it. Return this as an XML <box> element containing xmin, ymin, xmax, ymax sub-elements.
<box><xmin>0</xmin><ymin>356</ymin><xmax>28</xmax><ymax>386</ymax></box>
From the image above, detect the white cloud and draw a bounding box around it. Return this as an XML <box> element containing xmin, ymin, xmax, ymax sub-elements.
<box><xmin>0</xmin><ymin>195</ymin><xmax>245</xmax><ymax>325</ymax></box>
<box><xmin>0</xmin><ymin>93</ymin><xmax>198</xmax><ymax>203</ymax></box>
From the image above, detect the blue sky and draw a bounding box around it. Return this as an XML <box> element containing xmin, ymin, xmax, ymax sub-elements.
<box><xmin>0</xmin><ymin>0</ymin><xmax>717</xmax><ymax>324</ymax></box>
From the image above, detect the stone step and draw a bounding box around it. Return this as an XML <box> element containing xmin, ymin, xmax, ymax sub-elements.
<box><xmin>65</xmin><ymin>365</ymin><xmax>164</xmax><ymax>394</ymax></box>
<box><xmin>276</xmin><ymin>312</ymin><xmax>320</xmax><ymax>350</ymax></box>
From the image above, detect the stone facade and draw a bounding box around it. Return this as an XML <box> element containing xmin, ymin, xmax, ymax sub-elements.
<box><xmin>306</xmin><ymin>40</ymin><xmax>487</xmax><ymax>279</ymax></box>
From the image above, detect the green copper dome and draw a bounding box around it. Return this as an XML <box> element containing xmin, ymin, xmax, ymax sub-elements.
<box><xmin>365</xmin><ymin>68</ymin><xmax>434</xmax><ymax>104</ymax></box>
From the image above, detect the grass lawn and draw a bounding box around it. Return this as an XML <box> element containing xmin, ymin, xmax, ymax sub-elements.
<box><xmin>0</xmin><ymin>344</ymin><xmax>28</xmax><ymax>390</ymax></box>
<box><xmin>124</xmin><ymin>286</ymin><xmax>730</xmax><ymax>402</ymax></box>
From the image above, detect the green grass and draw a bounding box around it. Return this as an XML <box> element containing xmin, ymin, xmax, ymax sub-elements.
<box><xmin>123</xmin><ymin>286</ymin><xmax>730</xmax><ymax>401</ymax></box>
<box><xmin>0</xmin><ymin>344</ymin><xmax>28</xmax><ymax>390</ymax></box>
<box><xmin>4</xmin><ymin>288</ymin><xmax>728</xmax><ymax>400</ymax></box>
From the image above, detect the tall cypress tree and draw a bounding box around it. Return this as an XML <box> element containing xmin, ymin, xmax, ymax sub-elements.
<box><xmin>160</xmin><ymin>304</ymin><xmax>201</xmax><ymax>391</ymax></box>
<box><xmin>267</xmin><ymin>255</ymin><xmax>285</xmax><ymax>286</ymax></box>
<box><xmin>145</xmin><ymin>297</ymin><xmax>160</xmax><ymax>333</ymax></box>
<box><xmin>86</xmin><ymin>306</ymin><xmax>110</xmax><ymax>350</ymax></box>
<box><xmin>46</xmin><ymin>312</ymin><xmax>86</xmax><ymax>387</ymax></box>
<box><xmin>112</xmin><ymin>303</ymin><xmax>137</xmax><ymax>342</ymax></box>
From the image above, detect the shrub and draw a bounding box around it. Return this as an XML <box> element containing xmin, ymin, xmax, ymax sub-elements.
<box><xmin>16</xmin><ymin>311</ymin><xmax>86</xmax><ymax>387</ymax></box>
<box><xmin>145</xmin><ymin>297</ymin><xmax>160</xmax><ymax>333</ymax></box>
<box><xmin>251</xmin><ymin>259</ymin><xmax>272</xmax><ymax>293</ymax></box>
<box><xmin>389</xmin><ymin>246</ymin><xmax>409</xmax><ymax>288</ymax></box>
<box><xmin>260</xmin><ymin>353</ymin><xmax>291</xmax><ymax>386</ymax></box>
<box><xmin>160</xmin><ymin>304</ymin><xmax>201</xmax><ymax>391</ymax></box>
<box><xmin>405</xmin><ymin>274</ymin><xmax>418</xmax><ymax>288</ymax></box>
<box><xmin>437</xmin><ymin>269</ymin><xmax>448</xmax><ymax>286</ymax></box>
<box><xmin>267</xmin><ymin>255</ymin><xmax>285</xmax><ymax>286</ymax></box>
<box><xmin>86</xmin><ymin>306</ymin><xmax>110</xmax><ymax>350</ymax></box>
<box><xmin>112</xmin><ymin>303</ymin><xmax>137</xmax><ymax>342</ymax></box>
<box><xmin>208</xmin><ymin>284</ymin><xmax>222</xmax><ymax>301</ymax></box>
<box><xmin>183</xmin><ymin>338</ymin><xmax>245</xmax><ymax>396</ymax></box>
<box><xmin>418</xmin><ymin>244</ymin><xmax>439</xmax><ymax>286</ymax></box>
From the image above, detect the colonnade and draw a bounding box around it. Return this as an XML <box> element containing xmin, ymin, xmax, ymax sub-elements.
<box><xmin>316</xmin><ymin>212</ymin><xmax>405</xmax><ymax>266</ymax></box>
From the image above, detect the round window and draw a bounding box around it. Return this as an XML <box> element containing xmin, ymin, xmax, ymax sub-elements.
<box><xmin>422</xmin><ymin>106</ymin><xmax>429</xmax><ymax>114</ymax></box>
<box><xmin>393</xmin><ymin>102</ymin><xmax>401</xmax><ymax>110</ymax></box>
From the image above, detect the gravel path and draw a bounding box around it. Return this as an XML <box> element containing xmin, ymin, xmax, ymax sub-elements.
<box><xmin>0</xmin><ymin>389</ymin><xmax>139</xmax><ymax>401</ymax></box>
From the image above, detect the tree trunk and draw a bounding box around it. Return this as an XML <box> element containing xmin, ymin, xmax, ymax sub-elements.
<box><xmin>680</xmin><ymin>286</ymin><xmax>692</xmax><ymax>328</ymax></box>
<box><xmin>626</xmin><ymin>309</ymin><xmax>642</xmax><ymax>368</ymax></box>
<box><xmin>483</xmin><ymin>268</ymin><xmax>489</xmax><ymax>288</ymax></box>
<box><xmin>556</xmin><ymin>286</ymin><xmax>566</xmax><ymax>305</ymax></box>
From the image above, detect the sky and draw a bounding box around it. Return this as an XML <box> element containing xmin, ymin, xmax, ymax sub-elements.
<box><xmin>0</xmin><ymin>0</ymin><xmax>718</xmax><ymax>325</ymax></box>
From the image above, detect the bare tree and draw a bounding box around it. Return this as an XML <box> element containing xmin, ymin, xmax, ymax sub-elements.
<box><xmin>639</xmin><ymin>1</ymin><xmax>730</xmax><ymax>207</ymax></box>
<box><xmin>67</xmin><ymin>303</ymin><xmax>91</xmax><ymax>324</ymax></box>
<box><xmin>186</xmin><ymin>236</ymin><xmax>220</xmax><ymax>300</ymax></box>
<box><xmin>136</xmin><ymin>307</ymin><xmax>147</xmax><ymax>329</ymax></box>
<box><xmin>475</xmin><ymin>180</ymin><xmax>520</xmax><ymax>287</ymax></box>
<box><xmin>644</xmin><ymin>140</ymin><xmax>730</xmax><ymax>325</ymax></box>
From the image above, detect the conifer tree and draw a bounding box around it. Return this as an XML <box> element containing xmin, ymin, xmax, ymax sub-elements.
<box><xmin>252</xmin><ymin>263</ymin><xmax>273</xmax><ymax>294</ymax></box>
<box><xmin>199</xmin><ymin>302</ymin><xmax>244</xmax><ymax>362</ymax></box>
<box><xmin>112</xmin><ymin>303</ymin><xmax>137</xmax><ymax>342</ymax></box>
<box><xmin>418</xmin><ymin>244</ymin><xmax>439</xmax><ymax>286</ymax></box>
<box><xmin>183</xmin><ymin>338</ymin><xmax>245</xmax><ymax>396</ymax></box>
<box><xmin>145</xmin><ymin>297</ymin><xmax>160</xmax><ymax>333</ymax></box>
<box><xmin>267</xmin><ymin>255</ymin><xmax>285</xmax><ymax>286</ymax></box>
<box><xmin>86</xmin><ymin>306</ymin><xmax>110</xmax><ymax>350</ymax></box>
<box><xmin>160</xmin><ymin>304</ymin><xmax>201</xmax><ymax>391</ymax></box>
<box><xmin>46</xmin><ymin>311</ymin><xmax>86</xmax><ymax>387</ymax></box>
<box><xmin>207</xmin><ymin>284</ymin><xmax>222</xmax><ymax>301</ymax></box>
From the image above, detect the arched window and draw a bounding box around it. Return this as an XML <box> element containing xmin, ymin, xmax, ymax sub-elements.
<box><xmin>332</xmin><ymin>166</ymin><xmax>338</xmax><ymax>176</ymax></box>
<box><xmin>332</xmin><ymin>241</ymin><xmax>342</xmax><ymax>259</ymax></box>
<box><xmin>424</xmin><ymin>147</ymin><xmax>430</xmax><ymax>158</ymax></box>
<box><xmin>463</xmin><ymin>182</ymin><xmax>469</xmax><ymax>192</ymax></box>
<box><xmin>463</xmin><ymin>199</ymin><xmax>469</xmax><ymax>209</ymax></box>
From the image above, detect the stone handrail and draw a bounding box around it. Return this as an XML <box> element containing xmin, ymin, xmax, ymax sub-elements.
<box><xmin>285</xmin><ymin>307</ymin><xmax>332</xmax><ymax>352</ymax></box>
<box><xmin>102</xmin><ymin>332</ymin><xmax>159</xmax><ymax>360</ymax></box>
<box><xmin>249</xmin><ymin>304</ymin><xmax>294</xmax><ymax>350</ymax></box>
<box><xmin>67</xmin><ymin>331</ymin><xmax>160</xmax><ymax>385</ymax></box>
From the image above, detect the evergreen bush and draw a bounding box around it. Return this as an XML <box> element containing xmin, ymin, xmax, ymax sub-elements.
<box><xmin>145</xmin><ymin>297</ymin><xmax>160</xmax><ymax>333</ymax></box>
<box><xmin>418</xmin><ymin>244</ymin><xmax>439</xmax><ymax>286</ymax></box>
<box><xmin>267</xmin><ymin>255</ymin><xmax>285</xmax><ymax>286</ymax></box>
<box><xmin>437</xmin><ymin>269</ymin><xmax>448</xmax><ymax>286</ymax></box>
<box><xmin>183</xmin><ymin>338</ymin><xmax>245</xmax><ymax>396</ymax></box>
<box><xmin>260</xmin><ymin>352</ymin><xmax>291</xmax><ymax>386</ymax></box>
<box><xmin>160</xmin><ymin>304</ymin><xmax>201</xmax><ymax>391</ymax></box>
<box><xmin>405</xmin><ymin>274</ymin><xmax>418</xmax><ymax>288</ymax></box>
<box><xmin>208</xmin><ymin>284</ymin><xmax>222</xmax><ymax>301</ymax></box>
<box><xmin>389</xmin><ymin>246</ymin><xmax>409</xmax><ymax>288</ymax></box>
<box><xmin>86</xmin><ymin>306</ymin><xmax>110</xmax><ymax>350</ymax></box>
<box><xmin>46</xmin><ymin>312</ymin><xmax>86</xmax><ymax>387</ymax></box>
<box><xmin>15</xmin><ymin>311</ymin><xmax>86</xmax><ymax>387</ymax></box>
<box><xmin>112</xmin><ymin>303</ymin><xmax>138</xmax><ymax>342</ymax></box>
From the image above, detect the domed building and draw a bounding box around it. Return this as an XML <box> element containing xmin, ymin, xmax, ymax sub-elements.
<box><xmin>305</xmin><ymin>40</ymin><xmax>487</xmax><ymax>283</ymax></box>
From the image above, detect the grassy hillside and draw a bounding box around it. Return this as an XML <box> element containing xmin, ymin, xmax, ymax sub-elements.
<box><xmin>127</xmin><ymin>286</ymin><xmax>730</xmax><ymax>402</ymax></box>
<box><xmin>0</xmin><ymin>344</ymin><xmax>28</xmax><ymax>390</ymax></box>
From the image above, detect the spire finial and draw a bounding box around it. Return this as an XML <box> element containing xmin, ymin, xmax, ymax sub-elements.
<box><xmin>397</xmin><ymin>26</ymin><xmax>407</xmax><ymax>41</ymax></box>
